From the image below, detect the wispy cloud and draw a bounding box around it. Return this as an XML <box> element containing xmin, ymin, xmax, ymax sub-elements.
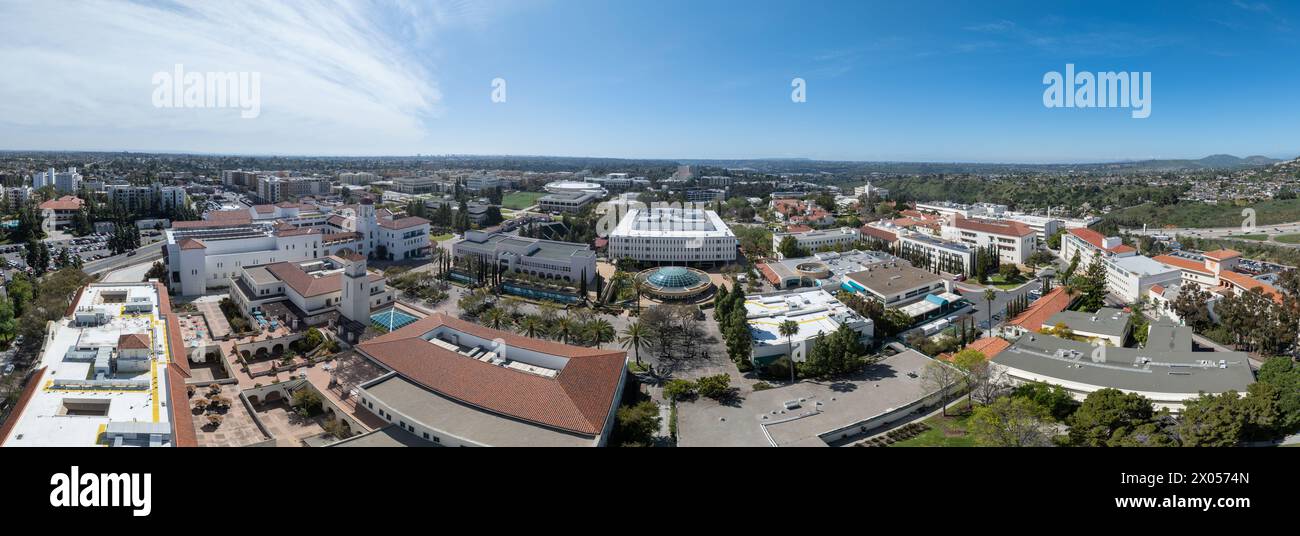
<box><xmin>0</xmin><ymin>0</ymin><xmax>487</xmax><ymax>154</ymax></box>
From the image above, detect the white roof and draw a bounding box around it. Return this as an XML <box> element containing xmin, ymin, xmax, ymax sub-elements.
<box><xmin>2</xmin><ymin>284</ymin><xmax>174</xmax><ymax>447</ymax></box>
<box><xmin>610</xmin><ymin>208</ymin><xmax>736</xmax><ymax>239</ymax></box>
<box><xmin>744</xmin><ymin>289</ymin><xmax>869</xmax><ymax>346</ymax></box>
<box><xmin>1110</xmin><ymin>255</ymin><xmax>1180</xmax><ymax>277</ymax></box>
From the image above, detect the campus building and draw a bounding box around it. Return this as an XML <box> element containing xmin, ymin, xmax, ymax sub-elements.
<box><xmin>164</xmin><ymin>198</ymin><xmax>429</xmax><ymax>296</ymax></box>
<box><xmin>1061</xmin><ymin>228</ymin><xmax>1179</xmax><ymax>303</ymax></box>
<box><xmin>228</xmin><ymin>254</ymin><xmax>394</xmax><ymax>329</ymax></box>
<box><xmin>897</xmin><ymin>232</ymin><xmax>974</xmax><ymax>274</ymax></box>
<box><xmin>744</xmin><ymin>289</ymin><xmax>874</xmax><ymax>367</ymax></box>
<box><xmin>339</xmin><ymin>313</ymin><xmax>628</xmax><ymax>447</ymax></box>
<box><xmin>0</xmin><ymin>283</ymin><xmax>196</xmax><ymax>447</ymax></box>
<box><xmin>993</xmin><ymin>322</ymin><xmax>1254</xmax><ymax>412</ymax></box>
<box><xmin>757</xmin><ymin>249</ymin><xmax>896</xmax><ymax>290</ymax></box>
<box><xmin>39</xmin><ymin>195</ymin><xmax>84</xmax><ymax>231</ymax></box>
<box><xmin>452</xmin><ymin>230</ymin><xmax>597</xmax><ymax>284</ymax></box>
<box><xmin>607</xmin><ymin>207</ymin><xmax>737</xmax><ymax>266</ymax></box>
<box><xmin>940</xmin><ymin>216</ymin><xmax>1037</xmax><ymax>264</ymax></box>
<box><xmin>1152</xmin><ymin>249</ymin><xmax>1282</xmax><ymax>302</ymax></box>
<box><xmin>538</xmin><ymin>191</ymin><xmax>601</xmax><ymax>213</ymax></box>
<box><xmin>771</xmin><ymin>227</ymin><xmax>861</xmax><ymax>258</ymax></box>
<box><xmin>841</xmin><ymin>261</ymin><xmax>951</xmax><ymax>308</ymax></box>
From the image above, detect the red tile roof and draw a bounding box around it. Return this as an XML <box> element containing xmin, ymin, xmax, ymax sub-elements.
<box><xmin>942</xmin><ymin>337</ymin><xmax>1011</xmax><ymax>361</ymax></box>
<box><xmin>118</xmin><ymin>333</ymin><xmax>151</xmax><ymax>350</ymax></box>
<box><xmin>1204</xmin><ymin>249</ymin><xmax>1242</xmax><ymax>261</ymax></box>
<box><xmin>356</xmin><ymin>313</ymin><xmax>626</xmax><ymax>436</ymax></box>
<box><xmin>253</xmin><ymin>204</ymin><xmax>276</xmax><ymax>213</ymax></box>
<box><xmin>377</xmin><ymin>216</ymin><xmax>430</xmax><ymax>230</ymax></box>
<box><xmin>178</xmin><ymin>238</ymin><xmax>207</xmax><ymax>250</ymax></box>
<box><xmin>1008</xmin><ymin>286</ymin><xmax>1073</xmax><ymax>331</ymax></box>
<box><xmin>322</xmin><ymin>231</ymin><xmax>360</xmax><ymax>244</ymax></box>
<box><xmin>153</xmin><ymin>281</ymin><xmax>191</xmax><ymax>378</ymax></box>
<box><xmin>1152</xmin><ymin>254</ymin><xmax>1211</xmax><ymax>275</ymax></box>
<box><xmin>1150</xmin><ymin>284</ymin><xmax>1165</xmax><ymax>296</ymax></box>
<box><xmin>0</xmin><ymin>367</ymin><xmax>46</xmax><ymax>446</ymax></box>
<box><xmin>39</xmin><ymin>195</ymin><xmax>84</xmax><ymax>211</ymax></box>
<box><xmin>1068</xmin><ymin>227</ymin><xmax>1133</xmax><ymax>253</ymax></box>
<box><xmin>266</xmin><ymin>262</ymin><xmax>343</xmax><ymax>297</ymax></box>
<box><xmin>167</xmin><ymin>367</ymin><xmax>198</xmax><ymax>447</ymax></box>
<box><xmin>859</xmin><ymin>225</ymin><xmax>897</xmax><ymax>243</ymax></box>
<box><xmin>786</xmin><ymin>224</ymin><xmax>814</xmax><ymax>233</ymax></box>
<box><xmin>327</xmin><ymin>214</ymin><xmax>349</xmax><ymax>227</ymax></box>
<box><xmin>174</xmin><ymin>210</ymin><xmax>251</xmax><ymax>228</ymax></box>
<box><xmin>953</xmin><ymin>216</ymin><xmax>1035</xmax><ymax>237</ymax></box>
<box><xmin>1220</xmin><ymin>271</ymin><xmax>1282</xmax><ymax>302</ymax></box>
<box><xmin>758</xmin><ymin>263</ymin><xmax>782</xmax><ymax>285</ymax></box>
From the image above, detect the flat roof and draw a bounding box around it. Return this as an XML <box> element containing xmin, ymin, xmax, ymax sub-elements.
<box><xmin>328</xmin><ymin>425</ymin><xmax>436</xmax><ymax>447</ymax></box>
<box><xmin>994</xmin><ymin>333</ymin><xmax>1254</xmax><ymax>397</ymax></box>
<box><xmin>611</xmin><ymin>208</ymin><xmax>735</xmax><ymax>238</ymax></box>
<box><xmin>744</xmin><ymin>289</ymin><xmax>871</xmax><ymax>347</ymax></box>
<box><xmin>677</xmin><ymin>349</ymin><xmax>941</xmax><ymax>447</ymax></box>
<box><xmin>1046</xmin><ymin>308</ymin><xmax>1131</xmax><ymax>338</ymax></box>
<box><xmin>1109</xmin><ymin>255</ymin><xmax>1180</xmax><ymax>277</ymax></box>
<box><xmin>2</xmin><ymin>284</ymin><xmax>175</xmax><ymax>447</ymax></box>
<box><xmin>844</xmin><ymin>262</ymin><xmax>944</xmax><ymax>295</ymax></box>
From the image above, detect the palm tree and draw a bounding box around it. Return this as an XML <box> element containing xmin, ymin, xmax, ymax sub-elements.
<box><xmin>483</xmin><ymin>307</ymin><xmax>510</xmax><ymax>331</ymax></box>
<box><xmin>983</xmin><ymin>288</ymin><xmax>997</xmax><ymax>332</ymax></box>
<box><xmin>552</xmin><ymin>316</ymin><xmax>576</xmax><ymax>344</ymax></box>
<box><xmin>517</xmin><ymin>315</ymin><xmax>544</xmax><ymax>338</ymax></box>
<box><xmin>633</xmin><ymin>279</ymin><xmax>645</xmax><ymax>313</ymax></box>
<box><xmin>586</xmin><ymin>319</ymin><xmax>616</xmax><ymax>348</ymax></box>
<box><xmin>779</xmin><ymin>319</ymin><xmax>800</xmax><ymax>384</ymax></box>
<box><xmin>619</xmin><ymin>321</ymin><xmax>647</xmax><ymax>366</ymax></box>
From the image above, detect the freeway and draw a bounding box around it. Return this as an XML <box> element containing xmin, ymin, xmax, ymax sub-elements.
<box><xmin>1124</xmin><ymin>219</ymin><xmax>1300</xmax><ymax>245</ymax></box>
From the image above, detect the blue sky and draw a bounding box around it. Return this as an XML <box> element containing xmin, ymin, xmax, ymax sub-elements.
<box><xmin>1</xmin><ymin>0</ymin><xmax>1297</xmax><ymax>162</ymax></box>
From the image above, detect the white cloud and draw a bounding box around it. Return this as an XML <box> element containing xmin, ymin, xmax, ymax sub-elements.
<box><xmin>0</xmin><ymin>0</ymin><xmax>471</xmax><ymax>154</ymax></box>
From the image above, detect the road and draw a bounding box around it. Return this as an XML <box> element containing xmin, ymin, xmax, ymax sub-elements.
<box><xmin>956</xmin><ymin>280</ymin><xmax>1043</xmax><ymax>330</ymax></box>
<box><xmin>1125</xmin><ymin>219</ymin><xmax>1300</xmax><ymax>246</ymax></box>
<box><xmin>83</xmin><ymin>243</ymin><xmax>164</xmax><ymax>276</ymax></box>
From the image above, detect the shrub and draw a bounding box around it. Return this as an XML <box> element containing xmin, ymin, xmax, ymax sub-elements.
<box><xmin>662</xmin><ymin>379</ymin><xmax>696</xmax><ymax>401</ymax></box>
<box><xmin>291</xmin><ymin>388</ymin><xmax>324</xmax><ymax>417</ymax></box>
<box><xmin>695</xmin><ymin>374</ymin><xmax>732</xmax><ymax>400</ymax></box>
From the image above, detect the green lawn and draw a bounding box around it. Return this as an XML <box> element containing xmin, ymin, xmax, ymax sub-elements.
<box><xmin>889</xmin><ymin>409</ymin><xmax>976</xmax><ymax>447</ymax></box>
<box><xmin>502</xmin><ymin>191</ymin><xmax>545</xmax><ymax>210</ymax></box>
<box><xmin>1232</xmin><ymin>234</ymin><xmax>1269</xmax><ymax>241</ymax></box>
<box><xmin>1274</xmin><ymin>233</ymin><xmax>1300</xmax><ymax>244</ymax></box>
<box><xmin>430</xmin><ymin>233</ymin><xmax>454</xmax><ymax>242</ymax></box>
<box><xmin>986</xmin><ymin>274</ymin><xmax>1027</xmax><ymax>290</ymax></box>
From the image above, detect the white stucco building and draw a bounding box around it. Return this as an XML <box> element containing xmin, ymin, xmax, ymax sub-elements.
<box><xmin>608</xmin><ymin>207</ymin><xmax>737</xmax><ymax>266</ymax></box>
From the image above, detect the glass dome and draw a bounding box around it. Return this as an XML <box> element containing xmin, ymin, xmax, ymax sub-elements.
<box><xmin>647</xmin><ymin>267</ymin><xmax>701</xmax><ymax>288</ymax></box>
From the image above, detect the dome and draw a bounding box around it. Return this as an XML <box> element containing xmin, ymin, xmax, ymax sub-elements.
<box><xmin>647</xmin><ymin>267</ymin><xmax>701</xmax><ymax>289</ymax></box>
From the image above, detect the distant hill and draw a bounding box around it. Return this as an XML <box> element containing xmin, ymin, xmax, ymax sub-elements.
<box><xmin>1110</xmin><ymin>154</ymin><xmax>1284</xmax><ymax>171</ymax></box>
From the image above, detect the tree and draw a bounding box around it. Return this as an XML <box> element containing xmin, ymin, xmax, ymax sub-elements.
<box><xmin>778</xmin><ymin>235</ymin><xmax>805</xmax><ymax>259</ymax></box>
<box><xmin>779</xmin><ymin>319</ymin><xmax>800</xmax><ymax>384</ymax></box>
<box><xmin>1067</xmin><ymin>388</ymin><xmax>1157</xmax><ymax>447</ymax></box>
<box><xmin>0</xmin><ymin>298</ymin><xmax>14</xmax><ymax>346</ymax></box>
<box><xmin>1177</xmin><ymin>391</ymin><xmax>1245</xmax><ymax>447</ymax></box>
<box><xmin>291</xmin><ymin>388</ymin><xmax>324</xmax><ymax>416</ymax></box>
<box><xmin>920</xmin><ymin>360</ymin><xmax>963</xmax><ymax>417</ymax></box>
<box><xmin>303</xmin><ymin>328</ymin><xmax>324</xmax><ymax>350</ymax></box>
<box><xmin>1255</xmin><ymin>357</ymin><xmax>1300</xmax><ymax>434</ymax></box>
<box><xmin>1061</xmin><ymin>252</ymin><xmax>1081</xmax><ymax>284</ymax></box>
<box><xmin>551</xmin><ymin>315</ymin><xmax>576</xmax><ymax>344</ymax></box>
<box><xmin>1171</xmin><ymin>284</ymin><xmax>1213</xmax><ymax>330</ymax></box>
<box><xmin>970</xmin><ymin>396</ymin><xmax>1056</xmax><ymax>447</ymax></box>
<box><xmin>483</xmin><ymin>307</ymin><xmax>511</xmax><ymax>331</ymax></box>
<box><xmin>1011</xmin><ymin>382</ymin><xmax>1079</xmax><ymax>422</ymax></box>
<box><xmin>662</xmin><ymin>379</ymin><xmax>696</xmax><ymax>401</ymax></box>
<box><xmin>695</xmin><ymin>374</ymin><xmax>732</xmax><ymax>400</ymax></box>
<box><xmin>1074</xmin><ymin>251</ymin><xmax>1109</xmax><ymax>312</ymax></box>
<box><xmin>618</xmin><ymin>321</ymin><xmax>648</xmax><ymax>367</ymax></box>
<box><xmin>518</xmin><ymin>315</ymin><xmax>545</xmax><ymax>339</ymax></box>
<box><xmin>585</xmin><ymin>318</ymin><xmax>615</xmax><ymax>348</ymax></box>
<box><xmin>142</xmin><ymin>261</ymin><xmax>167</xmax><ymax>282</ymax></box>
<box><xmin>952</xmin><ymin>349</ymin><xmax>1001</xmax><ymax>406</ymax></box>
<box><xmin>613</xmin><ymin>400</ymin><xmax>661</xmax><ymax>446</ymax></box>
<box><xmin>983</xmin><ymin>288</ymin><xmax>996</xmax><ymax>329</ymax></box>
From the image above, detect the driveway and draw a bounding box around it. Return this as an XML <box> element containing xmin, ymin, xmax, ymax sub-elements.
<box><xmin>958</xmin><ymin>280</ymin><xmax>1043</xmax><ymax>329</ymax></box>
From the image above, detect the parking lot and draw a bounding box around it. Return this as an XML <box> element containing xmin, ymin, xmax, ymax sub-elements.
<box><xmin>0</xmin><ymin>230</ymin><xmax>164</xmax><ymax>278</ymax></box>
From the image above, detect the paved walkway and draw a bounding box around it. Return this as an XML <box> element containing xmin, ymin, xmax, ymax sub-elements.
<box><xmin>195</xmin><ymin>300</ymin><xmax>232</xmax><ymax>340</ymax></box>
